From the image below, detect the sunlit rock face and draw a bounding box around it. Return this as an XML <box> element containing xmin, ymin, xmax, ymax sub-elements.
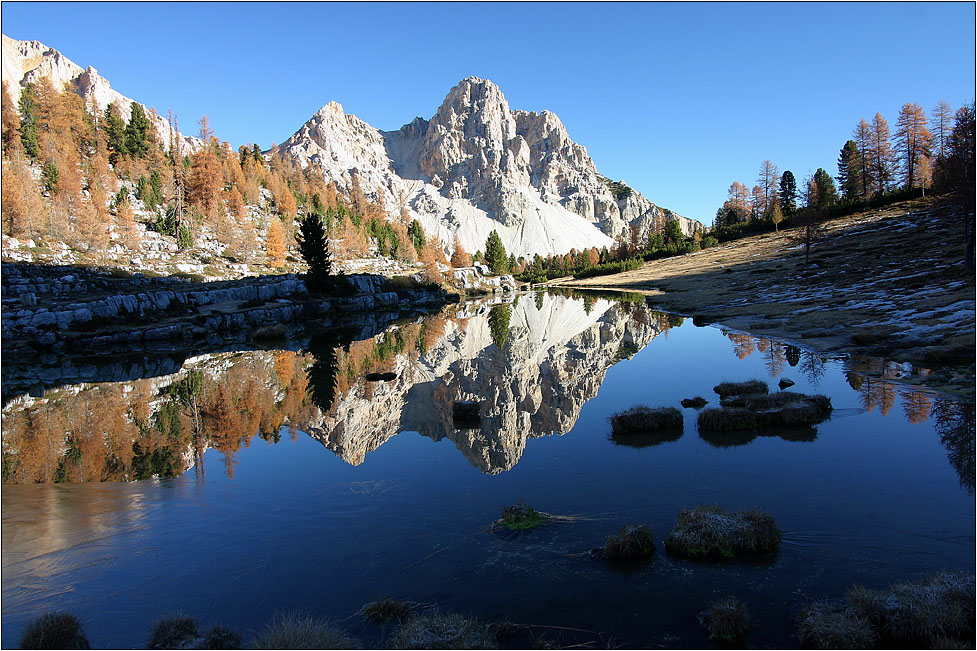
<box><xmin>1</xmin><ymin>34</ymin><xmax>200</xmax><ymax>154</ymax></box>
<box><xmin>308</xmin><ymin>294</ymin><xmax>669</xmax><ymax>473</ymax></box>
<box><xmin>276</xmin><ymin>77</ymin><xmax>700</xmax><ymax>258</ymax></box>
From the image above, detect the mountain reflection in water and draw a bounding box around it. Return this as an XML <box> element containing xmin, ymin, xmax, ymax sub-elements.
<box><xmin>2</xmin><ymin>291</ymin><xmax>975</xmax><ymax>650</ymax></box>
<box><xmin>2</xmin><ymin>292</ymin><xmax>973</xmax><ymax>488</ymax></box>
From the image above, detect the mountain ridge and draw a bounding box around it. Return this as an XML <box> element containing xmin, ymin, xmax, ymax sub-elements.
<box><xmin>276</xmin><ymin>76</ymin><xmax>701</xmax><ymax>257</ymax></box>
<box><xmin>2</xmin><ymin>34</ymin><xmax>701</xmax><ymax>259</ymax></box>
<box><xmin>1</xmin><ymin>34</ymin><xmax>199</xmax><ymax>155</ymax></box>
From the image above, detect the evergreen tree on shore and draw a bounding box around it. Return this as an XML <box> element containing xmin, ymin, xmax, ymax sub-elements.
<box><xmin>297</xmin><ymin>213</ymin><xmax>333</xmax><ymax>292</ymax></box>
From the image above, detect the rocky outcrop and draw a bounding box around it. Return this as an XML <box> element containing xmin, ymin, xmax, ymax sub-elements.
<box><xmin>276</xmin><ymin>77</ymin><xmax>701</xmax><ymax>259</ymax></box>
<box><xmin>1</xmin><ymin>269</ymin><xmax>449</xmax><ymax>355</ymax></box>
<box><xmin>1</xmin><ymin>34</ymin><xmax>198</xmax><ymax>154</ymax></box>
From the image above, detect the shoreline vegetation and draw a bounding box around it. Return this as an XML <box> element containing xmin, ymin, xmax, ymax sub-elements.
<box><xmin>556</xmin><ymin>196</ymin><xmax>976</xmax><ymax>400</ymax></box>
<box><xmin>17</xmin><ymin>571</ymin><xmax>973</xmax><ymax>649</ymax></box>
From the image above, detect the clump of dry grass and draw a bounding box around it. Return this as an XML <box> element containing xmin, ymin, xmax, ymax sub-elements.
<box><xmin>697</xmin><ymin>393</ymin><xmax>832</xmax><ymax>431</ymax></box>
<box><xmin>664</xmin><ymin>505</ymin><xmax>781</xmax><ymax>559</ymax></box>
<box><xmin>19</xmin><ymin>612</ymin><xmax>91</xmax><ymax>650</ymax></box>
<box><xmin>796</xmin><ymin>600</ymin><xmax>879</xmax><ymax>649</ymax></box>
<box><xmin>681</xmin><ymin>396</ymin><xmax>709</xmax><ymax>409</ymax></box>
<box><xmin>148</xmin><ymin>615</ymin><xmax>198</xmax><ymax>649</ymax></box>
<box><xmin>609</xmin><ymin>405</ymin><xmax>683</xmax><ymax>435</ymax></box>
<box><xmin>362</xmin><ymin>598</ymin><xmax>413</xmax><ymax>623</ymax></box>
<box><xmin>602</xmin><ymin>524</ymin><xmax>655</xmax><ymax>561</ymax></box>
<box><xmin>713</xmin><ymin>379</ymin><xmax>768</xmax><ymax>398</ymax></box>
<box><xmin>390</xmin><ymin>612</ymin><xmax>496</xmax><ymax>649</ymax></box>
<box><xmin>702</xmin><ymin>596</ymin><xmax>751</xmax><ymax>642</ymax></box>
<box><xmin>797</xmin><ymin>572</ymin><xmax>975</xmax><ymax>649</ymax></box>
<box><xmin>250</xmin><ymin>613</ymin><xmax>361</xmax><ymax>649</ymax></box>
<box><xmin>204</xmin><ymin>625</ymin><xmax>242</xmax><ymax>649</ymax></box>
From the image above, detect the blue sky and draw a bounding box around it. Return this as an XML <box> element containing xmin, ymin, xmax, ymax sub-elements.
<box><xmin>2</xmin><ymin>2</ymin><xmax>974</xmax><ymax>223</ymax></box>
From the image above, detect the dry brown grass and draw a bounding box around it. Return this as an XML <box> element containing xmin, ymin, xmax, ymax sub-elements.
<box><xmin>602</xmin><ymin>524</ymin><xmax>656</xmax><ymax>561</ymax></box>
<box><xmin>702</xmin><ymin>596</ymin><xmax>752</xmax><ymax>642</ymax></box>
<box><xmin>797</xmin><ymin>572</ymin><xmax>975</xmax><ymax>649</ymax></box>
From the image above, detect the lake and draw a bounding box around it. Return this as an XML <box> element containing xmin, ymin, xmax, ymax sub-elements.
<box><xmin>2</xmin><ymin>291</ymin><xmax>974</xmax><ymax>648</ymax></box>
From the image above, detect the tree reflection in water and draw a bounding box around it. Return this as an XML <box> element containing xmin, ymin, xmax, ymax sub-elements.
<box><xmin>932</xmin><ymin>399</ymin><xmax>976</xmax><ymax>493</ymax></box>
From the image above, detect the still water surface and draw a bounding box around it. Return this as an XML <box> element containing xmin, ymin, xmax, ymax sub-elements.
<box><xmin>2</xmin><ymin>292</ymin><xmax>973</xmax><ymax>648</ymax></box>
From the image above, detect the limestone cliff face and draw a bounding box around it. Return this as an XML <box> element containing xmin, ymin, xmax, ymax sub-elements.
<box><xmin>1</xmin><ymin>34</ymin><xmax>199</xmax><ymax>154</ymax></box>
<box><xmin>307</xmin><ymin>294</ymin><xmax>668</xmax><ymax>474</ymax></box>
<box><xmin>276</xmin><ymin>77</ymin><xmax>701</xmax><ymax>258</ymax></box>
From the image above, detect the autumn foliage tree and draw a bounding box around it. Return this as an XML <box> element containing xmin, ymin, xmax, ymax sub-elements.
<box><xmin>450</xmin><ymin>234</ymin><xmax>472</xmax><ymax>268</ymax></box>
<box><xmin>894</xmin><ymin>102</ymin><xmax>933</xmax><ymax>189</ymax></box>
<box><xmin>266</xmin><ymin>217</ymin><xmax>287</xmax><ymax>267</ymax></box>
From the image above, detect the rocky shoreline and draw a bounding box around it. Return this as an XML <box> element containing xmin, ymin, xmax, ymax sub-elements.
<box><xmin>1</xmin><ymin>264</ymin><xmax>458</xmax><ymax>360</ymax></box>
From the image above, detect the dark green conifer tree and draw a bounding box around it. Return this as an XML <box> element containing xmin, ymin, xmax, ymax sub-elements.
<box><xmin>18</xmin><ymin>82</ymin><xmax>39</xmax><ymax>161</ymax></box>
<box><xmin>408</xmin><ymin>219</ymin><xmax>426</xmax><ymax>253</ymax></box>
<box><xmin>124</xmin><ymin>103</ymin><xmax>152</xmax><ymax>159</ymax></box>
<box><xmin>41</xmin><ymin>159</ymin><xmax>58</xmax><ymax>194</ymax></box>
<box><xmin>484</xmin><ymin>229</ymin><xmax>509</xmax><ymax>274</ymax></box>
<box><xmin>837</xmin><ymin>140</ymin><xmax>862</xmax><ymax>201</ymax></box>
<box><xmin>297</xmin><ymin>213</ymin><xmax>333</xmax><ymax>292</ymax></box>
<box><xmin>779</xmin><ymin>170</ymin><xmax>798</xmax><ymax>216</ymax></box>
<box><xmin>104</xmin><ymin>103</ymin><xmax>127</xmax><ymax>165</ymax></box>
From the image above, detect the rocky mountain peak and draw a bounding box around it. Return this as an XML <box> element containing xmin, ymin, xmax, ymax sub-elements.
<box><xmin>276</xmin><ymin>76</ymin><xmax>701</xmax><ymax>257</ymax></box>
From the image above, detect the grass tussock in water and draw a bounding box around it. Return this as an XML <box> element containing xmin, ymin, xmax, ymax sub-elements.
<box><xmin>664</xmin><ymin>505</ymin><xmax>781</xmax><ymax>559</ymax></box>
<box><xmin>603</xmin><ymin>524</ymin><xmax>655</xmax><ymax>561</ymax></box>
<box><xmin>796</xmin><ymin>601</ymin><xmax>879</xmax><ymax>649</ymax></box>
<box><xmin>148</xmin><ymin>615</ymin><xmax>198</xmax><ymax>649</ymax></box>
<box><xmin>797</xmin><ymin>572</ymin><xmax>975</xmax><ymax>649</ymax></box>
<box><xmin>362</xmin><ymin>598</ymin><xmax>413</xmax><ymax>624</ymax></box>
<box><xmin>609</xmin><ymin>405</ymin><xmax>683</xmax><ymax>435</ymax></box>
<box><xmin>499</xmin><ymin>500</ymin><xmax>548</xmax><ymax>531</ymax></box>
<box><xmin>713</xmin><ymin>379</ymin><xmax>768</xmax><ymax>398</ymax></box>
<box><xmin>390</xmin><ymin>612</ymin><xmax>497</xmax><ymax>649</ymax></box>
<box><xmin>250</xmin><ymin>613</ymin><xmax>361</xmax><ymax>649</ymax></box>
<box><xmin>203</xmin><ymin>626</ymin><xmax>243</xmax><ymax>649</ymax></box>
<box><xmin>19</xmin><ymin>612</ymin><xmax>91</xmax><ymax>650</ymax></box>
<box><xmin>698</xmin><ymin>393</ymin><xmax>832</xmax><ymax>431</ymax></box>
<box><xmin>681</xmin><ymin>396</ymin><xmax>709</xmax><ymax>409</ymax></box>
<box><xmin>702</xmin><ymin>596</ymin><xmax>752</xmax><ymax>642</ymax></box>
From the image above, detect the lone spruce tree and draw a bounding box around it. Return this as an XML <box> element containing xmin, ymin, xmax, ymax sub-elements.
<box><xmin>484</xmin><ymin>229</ymin><xmax>509</xmax><ymax>275</ymax></box>
<box><xmin>297</xmin><ymin>213</ymin><xmax>333</xmax><ymax>292</ymax></box>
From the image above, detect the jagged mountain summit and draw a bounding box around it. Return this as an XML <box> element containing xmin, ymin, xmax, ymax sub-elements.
<box><xmin>277</xmin><ymin>77</ymin><xmax>700</xmax><ymax>257</ymax></box>
<box><xmin>1</xmin><ymin>34</ymin><xmax>198</xmax><ymax>153</ymax></box>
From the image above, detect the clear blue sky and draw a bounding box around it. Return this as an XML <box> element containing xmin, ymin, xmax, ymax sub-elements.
<box><xmin>2</xmin><ymin>2</ymin><xmax>974</xmax><ymax>223</ymax></box>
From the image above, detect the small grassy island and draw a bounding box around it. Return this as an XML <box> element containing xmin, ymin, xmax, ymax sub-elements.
<box><xmin>665</xmin><ymin>505</ymin><xmax>781</xmax><ymax>560</ymax></box>
<box><xmin>498</xmin><ymin>501</ymin><xmax>549</xmax><ymax>531</ymax></box>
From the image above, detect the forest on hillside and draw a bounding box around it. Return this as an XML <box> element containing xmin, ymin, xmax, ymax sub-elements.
<box><xmin>713</xmin><ymin>101</ymin><xmax>975</xmax><ymax>260</ymax></box>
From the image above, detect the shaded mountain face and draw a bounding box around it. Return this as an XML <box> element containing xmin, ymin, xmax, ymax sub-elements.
<box><xmin>2</xmin><ymin>34</ymin><xmax>198</xmax><ymax>153</ymax></box>
<box><xmin>277</xmin><ymin>77</ymin><xmax>700</xmax><ymax>258</ymax></box>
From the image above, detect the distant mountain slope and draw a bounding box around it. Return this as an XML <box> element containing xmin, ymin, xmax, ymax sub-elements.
<box><xmin>1</xmin><ymin>34</ymin><xmax>198</xmax><ymax>154</ymax></box>
<box><xmin>277</xmin><ymin>77</ymin><xmax>701</xmax><ymax>257</ymax></box>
